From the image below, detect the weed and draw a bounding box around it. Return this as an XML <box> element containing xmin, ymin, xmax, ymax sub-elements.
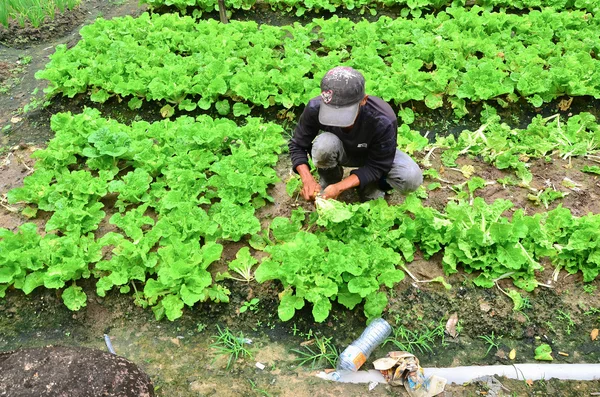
<box><xmin>583</xmin><ymin>284</ymin><xmax>597</xmax><ymax>294</ymax></box>
<box><xmin>291</xmin><ymin>335</ymin><xmax>338</xmax><ymax>369</ymax></box>
<box><xmin>584</xmin><ymin>307</ymin><xmax>600</xmax><ymax>323</ymax></box>
<box><xmin>210</xmin><ymin>325</ymin><xmax>253</xmax><ymax>369</ymax></box>
<box><xmin>544</xmin><ymin>321</ymin><xmax>556</xmax><ymax>334</ymax></box>
<box><xmin>291</xmin><ymin>323</ymin><xmax>299</xmax><ymax>336</ymax></box>
<box><xmin>196</xmin><ymin>322</ymin><xmax>207</xmax><ymax>333</ymax></box>
<box><xmin>248</xmin><ymin>379</ymin><xmax>271</xmax><ymax>396</ymax></box>
<box><xmin>556</xmin><ymin>310</ymin><xmax>575</xmax><ymax>335</ymax></box>
<box><xmin>383</xmin><ymin>322</ymin><xmax>446</xmax><ymax>354</ymax></box>
<box><xmin>300</xmin><ymin>329</ymin><xmax>313</xmax><ymax>340</ymax></box>
<box><xmin>455</xmin><ymin>320</ymin><xmax>464</xmax><ymax>336</ymax></box>
<box><xmin>478</xmin><ymin>331</ymin><xmax>501</xmax><ymax>356</ymax></box>
<box><xmin>239</xmin><ymin>298</ymin><xmax>260</xmax><ymax>314</ymax></box>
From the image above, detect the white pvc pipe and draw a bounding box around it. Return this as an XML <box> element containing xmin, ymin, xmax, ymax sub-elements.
<box><xmin>423</xmin><ymin>364</ymin><xmax>600</xmax><ymax>384</ymax></box>
<box><xmin>318</xmin><ymin>364</ymin><xmax>600</xmax><ymax>385</ymax></box>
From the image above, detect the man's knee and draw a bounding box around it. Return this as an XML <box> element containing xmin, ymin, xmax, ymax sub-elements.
<box><xmin>397</xmin><ymin>164</ymin><xmax>423</xmax><ymax>193</ymax></box>
<box><xmin>386</xmin><ymin>151</ymin><xmax>423</xmax><ymax>194</ymax></box>
<box><xmin>311</xmin><ymin>132</ymin><xmax>342</xmax><ymax>169</ymax></box>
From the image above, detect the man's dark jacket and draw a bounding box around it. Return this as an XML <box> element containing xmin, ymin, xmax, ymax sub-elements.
<box><xmin>289</xmin><ymin>95</ymin><xmax>398</xmax><ymax>186</ymax></box>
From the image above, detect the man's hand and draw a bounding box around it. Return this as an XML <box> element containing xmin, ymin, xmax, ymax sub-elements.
<box><xmin>301</xmin><ymin>178</ymin><xmax>321</xmax><ymax>201</ymax></box>
<box><xmin>295</xmin><ymin>164</ymin><xmax>321</xmax><ymax>201</ymax></box>
<box><xmin>322</xmin><ymin>184</ymin><xmax>342</xmax><ymax>200</ymax></box>
<box><xmin>322</xmin><ymin>174</ymin><xmax>360</xmax><ymax>200</ymax></box>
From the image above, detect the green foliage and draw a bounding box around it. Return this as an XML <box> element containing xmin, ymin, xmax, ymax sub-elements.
<box><xmin>255</xmin><ymin>228</ymin><xmax>404</xmax><ymax>323</ymax></box>
<box><xmin>210</xmin><ymin>325</ymin><xmax>253</xmax><ymax>369</ymax></box>
<box><xmin>218</xmin><ymin>247</ymin><xmax>259</xmax><ymax>283</ymax></box>
<box><xmin>2</xmin><ymin>0</ymin><xmax>82</xmax><ymax>28</ymax></box>
<box><xmin>258</xmin><ymin>180</ymin><xmax>600</xmax><ymax>322</ymax></box>
<box><xmin>556</xmin><ymin>310</ymin><xmax>575</xmax><ymax>335</ymax></box>
<box><xmin>384</xmin><ymin>322</ymin><xmax>446</xmax><ymax>354</ymax></box>
<box><xmin>290</xmin><ymin>335</ymin><xmax>338</xmax><ymax>369</ymax></box>
<box><xmin>427</xmin><ymin>112</ymin><xmax>600</xmax><ymax>184</ymax></box>
<box><xmin>478</xmin><ymin>331</ymin><xmax>501</xmax><ymax>356</ymax></box>
<box><xmin>138</xmin><ymin>0</ymin><xmax>600</xmax><ymax>15</ymax></box>
<box><xmin>36</xmin><ymin>10</ymin><xmax>600</xmax><ymax>117</ymax></box>
<box><xmin>239</xmin><ymin>298</ymin><xmax>260</xmax><ymax>313</ymax></box>
<box><xmin>2</xmin><ymin>109</ymin><xmax>284</xmax><ymax>319</ymax></box>
<box><xmin>582</xmin><ymin>165</ymin><xmax>600</xmax><ymax>175</ymax></box>
<box><xmin>528</xmin><ymin>188</ymin><xmax>568</xmax><ymax>209</ymax></box>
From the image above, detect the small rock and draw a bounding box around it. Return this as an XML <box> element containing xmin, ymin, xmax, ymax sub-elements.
<box><xmin>514</xmin><ymin>312</ymin><xmax>527</xmax><ymax>323</ymax></box>
<box><xmin>480</xmin><ymin>301</ymin><xmax>491</xmax><ymax>313</ymax></box>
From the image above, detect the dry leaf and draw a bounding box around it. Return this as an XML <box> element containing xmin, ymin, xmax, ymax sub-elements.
<box><xmin>591</xmin><ymin>328</ymin><xmax>599</xmax><ymax>341</ymax></box>
<box><xmin>445</xmin><ymin>313</ymin><xmax>459</xmax><ymax>338</ymax></box>
<box><xmin>526</xmin><ymin>379</ymin><xmax>534</xmax><ymax>387</ymax></box>
<box><xmin>558</xmin><ymin>351</ymin><xmax>569</xmax><ymax>357</ymax></box>
<box><xmin>10</xmin><ymin>117</ymin><xmax>22</xmax><ymax>123</ymax></box>
<box><xmin>509</xmin><ymin>348</ymin><xmax>516</xmax><ymax>360</ymax></box>
<box><xmin>558</xmin><ymin>97</ymin><xmax>573</xmax><ymax>111</ymax></box>
<box><xmin>460</xmin><ymin>165</ymin><xmax>475</xmax><ymax>178</ymax></box>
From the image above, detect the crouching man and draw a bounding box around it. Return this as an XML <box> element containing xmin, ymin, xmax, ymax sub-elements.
<box><xmin>289</xmin><ymin>66</ymin><xmax>423</xmax><ymax>201</ymax></box>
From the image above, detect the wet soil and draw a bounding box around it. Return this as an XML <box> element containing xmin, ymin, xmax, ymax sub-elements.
<box><xmin>1</xmin><ymin>2</ymin><xmax>600</xmax><ymax>397</ymax></box>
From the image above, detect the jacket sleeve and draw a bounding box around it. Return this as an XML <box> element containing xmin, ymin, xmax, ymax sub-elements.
<box><xmin>288</xmin><ymin>100</ymin><xmax>321</xmax><ymax>172</ymax></box>
<box><xmin>350</xmin><ymin>120</ymin><xmax>397</xmax><ymax>186</ymax></box>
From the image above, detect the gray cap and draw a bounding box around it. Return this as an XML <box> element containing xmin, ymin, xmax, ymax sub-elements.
<box><xmin>318</xmin><ymin>66</ymin><xmax>366</xmax><ymax>128</ymax></box>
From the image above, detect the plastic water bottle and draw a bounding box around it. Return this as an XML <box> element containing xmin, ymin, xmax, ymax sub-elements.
<box><xmin>337</xmin><ymin>318</ymin><xmax>392</xmax><ymax>371</ymax></box>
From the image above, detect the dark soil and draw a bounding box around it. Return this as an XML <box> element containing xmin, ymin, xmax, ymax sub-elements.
<box><xmin>0</xmin><ymin>346</ymin><xmax>155</xmax><ymax>397</ymax></box>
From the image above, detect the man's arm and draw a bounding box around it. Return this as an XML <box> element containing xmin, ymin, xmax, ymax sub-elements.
<box><xmin>289</xmin><ymin>99</ymin><xmax>321</xmax><ymax>173</ymax></box>
<box><xmin>289</xmin><ymin>99</ymin><xmax>322</xmax><ymax>201</ymax></box>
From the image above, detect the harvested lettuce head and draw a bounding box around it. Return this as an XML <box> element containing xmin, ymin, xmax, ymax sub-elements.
<box><xmin>315</xmin><ymin>197</ymin><xmax>354</xmax><ymax>225</ymax></box>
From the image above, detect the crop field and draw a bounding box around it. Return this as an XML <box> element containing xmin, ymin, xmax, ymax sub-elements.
<box><xmin>0</xmin><ymin>0</ymin><xmax>600</xmax><ymax>395</ymax></box>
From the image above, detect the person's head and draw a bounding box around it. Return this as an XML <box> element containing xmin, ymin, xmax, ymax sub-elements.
<box><xmin>318</xmin><ymin>66</ymin><xmax>368</xmax><ymax>128</ymax></box>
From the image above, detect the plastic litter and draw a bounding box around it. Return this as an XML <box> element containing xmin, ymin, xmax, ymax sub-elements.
<box><xmin>255</xmin><ymin>362</ymin><xmax>266</xmax><ymax>370</ymax></box>
<box><xmin>103</xmin><ymin>334</ymin><xmax>116</xmax><ymax>355</ymax></box>
<box><xmin>470</xmin><ymin>376</ymin><xmax>510</xmax><ymax>397</ymax></box>
<box><xmin>316</xmin><ymin>369</ymin><xmax>385</xmax><ymax>383</ymax></box>
<box><xmin>337</xmin><ymin>318</ymin><xmax>391</xmax><ymax>371</ymax></box>
<box><xmin>373</xmin><ymin>351</ymin><xmax>446</xmax><ymax>397</ymax></box>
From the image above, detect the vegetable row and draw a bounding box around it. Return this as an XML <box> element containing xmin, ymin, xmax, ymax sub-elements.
<box><xmin>262</xmin><ymin>188</ymin><xmax>600</xmax><ymax>322</ymax></box>
<box><xmin>140</xmin><ymin>0</ymin><xmax>599</xmax><ymax>17</ymax></box>
<box><xmin>399</xmin><ymin>107</ymin><xmax>600</xmax><ymax>187</ymax></box>
<box><xmin>3</xmin><ymin>108</ymin><xmax>285</xmax><ymax>321</ymax></box>
<box><xmin>36</xmin><ymin>9</ymin><xmax>600</xmax><ymax>118</ymax></box>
